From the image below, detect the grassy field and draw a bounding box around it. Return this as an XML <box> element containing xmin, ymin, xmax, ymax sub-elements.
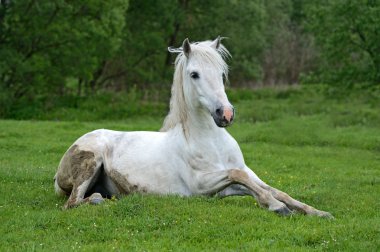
<box><xmin>0</xmin><ymin>86</ymin><xmax>379</xmax><ymax>251</ymax></box>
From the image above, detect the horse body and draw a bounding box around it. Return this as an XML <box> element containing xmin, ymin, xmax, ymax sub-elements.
<box><xmin>56</xmin><ymin>121</ymin><xmax>243</xmax><ymax>197</ymax></box>
<box><xmin>54</xmin><ymin>37</ymin><xmax>333</xmax><ymax>218</ymax></box>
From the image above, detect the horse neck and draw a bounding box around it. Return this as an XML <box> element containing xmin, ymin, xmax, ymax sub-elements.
<box><xmin>185</xmin><ymin>105</ymin><xmax>220</xmax><ymax>137</ymax></box>
<box><xmin>162</xmin><ymin>96</ymin><xmax>219</xmax><ymax>137</ymax></box>
<box><xmin>162</xmin><ymin>90</ymin><xmax>221</xmax><ymax>140</ymax></box>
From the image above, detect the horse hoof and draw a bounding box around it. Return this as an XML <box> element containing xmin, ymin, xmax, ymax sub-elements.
<box><xmin>90</xmin><ymin>198</ymin><xmax>104</xmax><ymax>205</ymax></box>
<box><xmin>317</xmin><ymin>211</ymin><xmax>334</xmax><ymax>219</ymax></box>
<box><xmin>274</xmin><ymin>206</ymin><xmax>292</xmax><ymax>216</ymax></box>
<box><xmin>89</xmin><ymin>193</ymin><xmax>104</xmax><ymax>205</ymax></box>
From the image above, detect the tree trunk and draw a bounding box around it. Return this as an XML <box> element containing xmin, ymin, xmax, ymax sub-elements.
<box><xmin>89</xmin><ymin>61</ymin><xmax>107</xmax><ymax>94</ymax></box>
<box><xmin>77</xmin><ymin>78</ymin><xmax>83</xmax><ymax>97</ymax></box>
<box><xmin>162</xmin><ymin>0</ymin><xmax>189</xmax><ymax>78</ymax></box>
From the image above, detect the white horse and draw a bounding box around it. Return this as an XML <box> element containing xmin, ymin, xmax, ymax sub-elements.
<box><xmin>54</xmin><ymin>37</ymin><xmax>333</xmax><ymax>218</ymax></box>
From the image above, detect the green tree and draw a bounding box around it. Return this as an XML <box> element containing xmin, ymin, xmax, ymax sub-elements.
<box><xmin>261</xmin><ymin>0</ymin><xmax>317</xmax><ymax>86</ymax></box>
<box><xmin>107</xmin><ymin>0</ymin><xmax>268</xmax><ymax>89</ymax></box>
<box><xmin>183</xmin><ymin>0</ymin><xmax>267</xmax><ymax>84</ymax></box>
<box><xmin>304</xmin><ymin>0</ymin><xmax>380</xmax><ymax>85</ymax></box>
<box><xmin>0</xmin><ymin>0</ymin><xmax>128</xmax><ymax>113</ymax></box>
<box><xmin>119</xmin><ymin>0</ymin><xmax>178</xmax><ymax>88</ymax></box>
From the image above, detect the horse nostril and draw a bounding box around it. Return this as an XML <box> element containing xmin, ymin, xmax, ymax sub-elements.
<box><xmin>215</xmin><ymin>107</ymin><xmax>223</xmax><ymax>116</ymax></box>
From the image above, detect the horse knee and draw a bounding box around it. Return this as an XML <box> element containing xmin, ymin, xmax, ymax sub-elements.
<box><xmin>228</xmin><ymin>169</ymin><xmax>249</xmax><ymax>184</ymax></box>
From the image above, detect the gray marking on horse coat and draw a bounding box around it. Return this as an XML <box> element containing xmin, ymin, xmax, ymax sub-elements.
<box><xmin>108</xmin><ymin>169</ymin><xmax>148</xmax><ymax>195</ymax></box>
<box><xmin>57</xmin><ymin>145</ymin><xmax>98</xmax><ymax>208</ymax></box>
<box><xmin>69</xmin><ymin>145</ymin><xmax>96</xmax><ymax>182</ymax></box>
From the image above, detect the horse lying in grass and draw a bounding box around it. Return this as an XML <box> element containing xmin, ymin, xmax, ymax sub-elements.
<box><xmin>54</xmin><ymin>37</ymin><xmax>333</xmax><ymax>218</ymax></box>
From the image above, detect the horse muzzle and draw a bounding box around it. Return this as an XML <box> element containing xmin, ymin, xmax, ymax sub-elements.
<box><xmin>212</xmin><ymin>105</ymin><xmax>235</xmax><ymax>127</ymax></box>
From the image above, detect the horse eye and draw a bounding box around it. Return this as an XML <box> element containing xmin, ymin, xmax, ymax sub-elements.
<box><xmin>190</xmin><ymin>72</ymin><xmax>199</xmax><ymax>79</ymax></box>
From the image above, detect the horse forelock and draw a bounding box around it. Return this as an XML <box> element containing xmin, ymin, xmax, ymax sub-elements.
<box><xmin>160</xmin><ymin>40</ymin><xmax>230</xmax><ymax>133</ymax></box>
<box><xmin>195</xmin><ymin>41</ymin><xmax>230</xmax><ymax>78</ymax></box>
<box><xmin>172</xmin><ymin>41</ymin><xmax>230</xmax><ymax>79</ymax></box>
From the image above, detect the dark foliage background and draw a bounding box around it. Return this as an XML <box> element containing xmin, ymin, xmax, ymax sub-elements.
<box><xmin>0</xmin><ymin>0</ymin><xmax>379</xmax><ymax>118</ymax></box>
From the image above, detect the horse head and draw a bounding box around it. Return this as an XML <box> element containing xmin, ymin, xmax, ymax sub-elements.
<box><xmin>180</xmin><ymin>37</ymin><xmax>234</xmax><ymax>127</ymax></box>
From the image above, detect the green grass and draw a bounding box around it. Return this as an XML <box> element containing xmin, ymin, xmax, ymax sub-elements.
<box><xmin>0</xmin><ymin>86</ymin><xmax>379</xmax><ymax>251</ymax></box>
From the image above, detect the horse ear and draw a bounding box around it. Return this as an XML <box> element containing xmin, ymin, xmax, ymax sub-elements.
<box><xmin>210</xmin><ymin>36</ymin><xmax>221</xmax><ymax>50</ymax></box>
<box><xmin>182</xmin><ymin>38</ymin><xmax>191</xmax><ymax>57</ymax></box>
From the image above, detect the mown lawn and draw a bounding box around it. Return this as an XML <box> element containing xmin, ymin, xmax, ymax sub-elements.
<box><xmin>0</xmin><ymin>86</ymin><xmax>379</xmax><ymax>251</ymax></box>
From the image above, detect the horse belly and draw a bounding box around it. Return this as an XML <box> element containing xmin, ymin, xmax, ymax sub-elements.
<box><xmin>107</xmin><ymin>159</ymin><xmax>191</xmax><ymax>196</ymax></box>
<box><xmin>105</xmin><ymin>132</ymin><xmax>191</xmax><ymax>196</ymax></box>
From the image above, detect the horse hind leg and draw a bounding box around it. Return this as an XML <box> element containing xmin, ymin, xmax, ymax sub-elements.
<box><xmin>54</xmin><ymin>174</ymin><xmax>69</xmax><ymax>197</ymax></box>
<box><xmin>56</xmin><ymin>145</ymin><xmax>105</xmax><ymax>209</ymax></box>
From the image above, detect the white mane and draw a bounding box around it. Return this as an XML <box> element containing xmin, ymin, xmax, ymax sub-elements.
<box><xmin>160</xmin><ymin>40</ymin><xmax>230</xmax><ymax>132</ymax></box>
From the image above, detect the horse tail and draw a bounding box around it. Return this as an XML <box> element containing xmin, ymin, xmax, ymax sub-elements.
<box><xmin>54</xmin><ymin>173</ymin><xmax>68</xmax><ymax>196</ymax></box>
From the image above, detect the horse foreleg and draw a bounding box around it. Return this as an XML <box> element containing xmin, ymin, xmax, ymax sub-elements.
<box><xmin>268</xmin><ymin>187</ymin><xmax>333</xmax><ymax>218</ymax></box>
<box><xmin>197</xmin><ymin>169</ymin><xmax>292</xmax><ymax>216</ymax></box>
<box><xmin>242</xmin><ymin>166</ymin><xmax>334</xmax><ymax>218</ymax></box>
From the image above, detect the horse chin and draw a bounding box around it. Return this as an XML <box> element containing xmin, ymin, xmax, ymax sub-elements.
<box><xmin>213</xmin><ymin>117</ymin><xmax>233</xmax><ymax>128</ymax></box>
<box><xmin>216</xmin><ymin>123</ymin><xmax>230</xmax><ymax>128</ymax></box>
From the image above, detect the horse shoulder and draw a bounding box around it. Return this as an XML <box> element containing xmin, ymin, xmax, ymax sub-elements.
<box><xmin>218</xmin><ymin>130</ymin><xmax>246</xmax><ymax>169</ymax></box>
